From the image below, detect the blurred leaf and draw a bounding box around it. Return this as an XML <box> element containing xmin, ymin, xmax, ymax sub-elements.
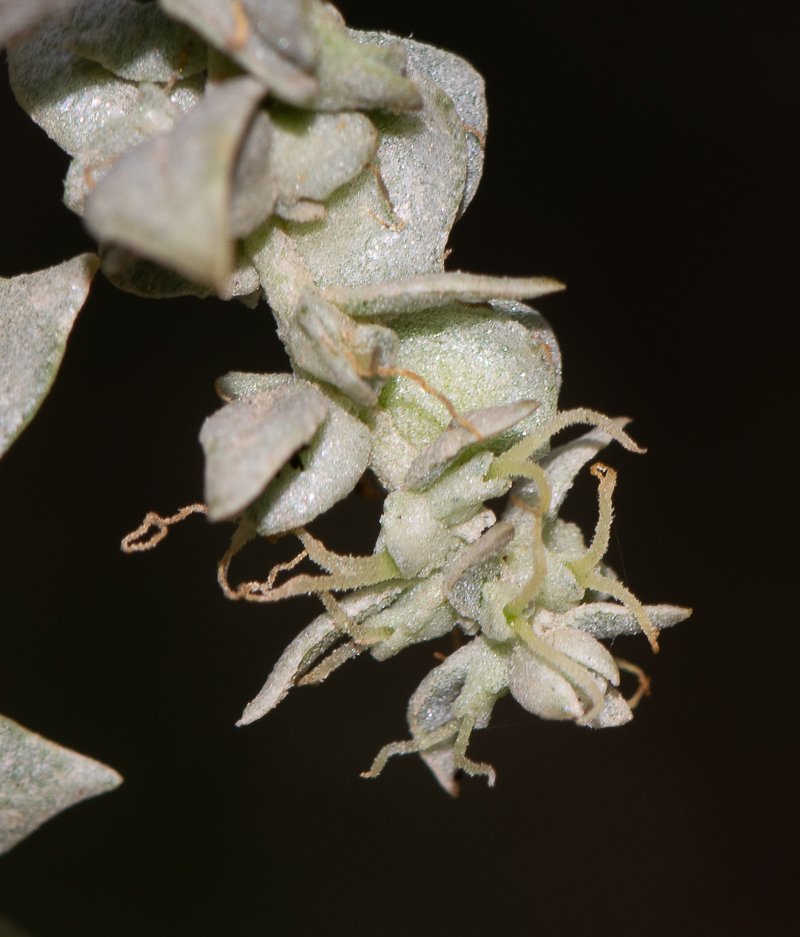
<box><xmin>160</xmin><ymin>0</ymin><xmax>318</xmax><ymax>106</ymax></box>
<box><xmin>0</xmin><ymin>254</ymin><xmax>99</xmax><ymax>457</ymax></box>
<box><xmin>0</xmin><ymin>714</ymin><xmax>122</xmax><ymax>856</ymax></box>
<box><xmin>64</xmin><ymin>0</ymin><xmax>208</xmax><ymax>82</ymax></box>
<box><xmin>85</xmin><ymin>76</ymin><xmax>265</xmax><ymax>288</ymax></box>
<box><xmin>8</xmin><ymin>19</ymin><xmax>201</xmax><ymax>157</ymax></box>
<box><xmin>0</xmin><ymin>0</ymin><xmax>80</xmax><ymax>49</ymax></box>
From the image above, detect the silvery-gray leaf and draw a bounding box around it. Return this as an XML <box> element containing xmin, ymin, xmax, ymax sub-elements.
<box><xmin>242</xmin><ymin>0</ymin><xmax>317</xmax><ymax>69</ymax></box>
<box><xmin>291</xmin><ymin>290</ymin><xmax>398</xmax><ymax>407</ymax></box>
<box><xmin>383</xmin><ymin>308</ymin><xmax>559</xmax><ymax>451</ymax></box>
<box><xmin>0</xmin><ymin>713</ymin><xmax>121</xmax><ymax>855</ymax></box>
<box><xmin>365</xmin><ymin>405</ymin><xmax>420</xmax><ymax>492</ymax></box>
<box><xmin>250</xmin><ymin>230</ymin><xmax>398</xmax><ymax>406</ymax></box>
<box><xmin>270</xmin><ymin>107</ymin><xmax>379</xmax><ymax>211</ymax></box>
<box><xmin>85</xmin><ymin>76</ymin><xmax>266</xmax><ymax>289</ymax></box>
<box><xmin>230</xmin><ymin>110</ymin><xmax>277</xmax><ymax>238</ymax></box>
<box><xmin>279</xmin><ymin>69</ymin><xmax>466</xmax><ymax>287</ymax></box>
<box><xmin>405</xmin><ymin>400</ymin><xmax>539</xmax><ymax>491</ymax></box>
<box><xmin>233</xmin><ymin>373</ymin><xmax>371</xmax><ymax>535</ymax></box>
<box><xmin>322</xmin><ymin>272</ymin><xmax>564</xmax><ymax>319</ymax></box>
<box><xmin>370</xmin><ymin>34</ymin><xmax>486</xmax><ymax>218</ymax></box>
<box><xmin>200</xmin><ymin>379</ymin><xmax>328</xmax><ymax>522</ymax></box>
<box><xmin>8</xmin><ymin>21</ymin><xmax>139</xmax><ymax>157</ymax></box>
<box><xmin>509</xmin><ymin>645</ymin><xmax>585</xmax><ymax>722</ymax></box>
<box><xmin>100</xmin><ymin>244</ymin><xmax>259</xmax><ymax>300</ymax></box>
<box><xmin>63</xmin><ymin>81</ymin><xmax>189</xmax><ymax>216</ymax></box>
<box><xmin>64</xmin><ymin>0</ymin><xmax>207</xmax><ymax>82</ymax></box>
<box><xmin>561</xmin><ymin>602</ymin><xmax>692</xmax><ymax>639</ymax></box>
<box><xmin>237</xmin><ymin>583</ymin><xmax>403</xmax><ymax>725</ymax></box>
<box><xmin>1</xmin><ymin>254</ymin><xmax>99</xmax><ymax>457</ymax></box>
<box><xmin>160</xmin><ymin>0</ymin><xmax>319</xmax><ymax>107</ymax></box>
<box><xmin>587</xmin><ymin>688</ymin><xmax>633</xmax><ymax>729</ymax></box>
<box><xmin>308</xmin><ymin>7</ymin><xmax>421</xmax><ymax>112</ymax></box>
<box><xmin>0</xmin><ymin>0</ymin><xmax>80</xmax><ymax>48</ymax></box>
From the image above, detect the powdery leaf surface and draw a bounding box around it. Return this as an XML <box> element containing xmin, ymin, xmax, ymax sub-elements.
<box><xmin>0</xmin><ymin>714</ymin><xmax>122</xmax><ymax>855</ymax></box>
<box><xmin>322</xmin><ymin>272</ymin><xmax>564</xmax><ymax>318</ymax></box>
<box><xmin>280</xmin><ymin>51</ymin><xmax>467</xmax><ymax>287</ymax></box>
<box><xmin>85</xmin><ymin>75</ymin><xmax>265</xmax><ymax>288</ymax></box>
<box><xmin>200</xmin><ymin>376</ymin><xmax>329</xmax><ymax>522</ymax></box>
<box><xmin>160</xmin><ymin>0</ymin><xmax>319</xmax><ymax>106</ymax></box>
<box><xmin>217</xmin><ymin>372</ymin><xmax>371</xmax><ymax>535</ymax></box>
<box><xmin>64</xmin><ymin>0</ymin><xmax>208</xmax><ymax>82</ymax></box>
<box><xmin>371</xmin><ymin>34</ymin><xmax>487</xmax><ymax>218</ymax></box>
<box><xmin>0</xmin><ymin>254</ymin><xmax>99</xmax><ymax>457</ymax></box>
<box><xmin>308</xmin><ymin>7</ymin><xmax>421</xmax><ymax>112</ymax></box>
<box><xmin>63</xmin><ymin>80</ymin><xmax>196</xmax><ymax>216</ymax></box>
<box><xmin>270</xmin><ymin>107</ymin><xmax>379</xmax><ymax>212</ymax></box>
<box><xmin>381</xmin><ymin>307</ymin><xmax>559</xmax><ymax>451</ymax></box>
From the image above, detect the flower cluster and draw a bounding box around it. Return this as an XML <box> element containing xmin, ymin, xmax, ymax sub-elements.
<box><xmin>1</xmin><ymin>1</ymin><xmax>690</xmax><ymax>795</ymax></box>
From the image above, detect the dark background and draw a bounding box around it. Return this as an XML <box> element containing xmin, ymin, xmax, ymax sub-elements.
<box><xmin>1</xmin><ymin>2</ymin><xmax>797</xmax><ymax>935</ymax></box>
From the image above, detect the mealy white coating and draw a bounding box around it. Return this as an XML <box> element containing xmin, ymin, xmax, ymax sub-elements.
<box><xmin>0</xmin><ymin>254</ymin><xmax>99</xmax><ymax>456</ymax></box>
<box><xmin>0</xmin><ymin>713</ymin><xmax>122</xmax><ymax>855</ymax></box>
<box><xmin>381</xmin><ymin>307</ymin><xmax>559</xmax><ymax>451</ymax></box>
<box><xmin>85</xmin><ymin>76</ymin><xmax>265</xmax><ymax>288</ymax></box>
<box><xmin>281</xmin><ymin>68</ymin><xmax>467</xmax><ymax>287</ymax></box>
<box><xmin>200</xmin><ymin>381</ymin><xmax>329</xmax><ymax>522</ymax></box>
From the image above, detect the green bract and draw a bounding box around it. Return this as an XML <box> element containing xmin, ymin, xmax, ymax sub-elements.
<box><xmin>0</xmin><ymin>1</ymin><xmax>691</xmax><ymax>829</ymax></box>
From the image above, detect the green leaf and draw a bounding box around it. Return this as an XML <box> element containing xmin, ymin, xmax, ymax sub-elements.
<box><xmin>0</xmin><ymin>713</ymin><xmax>121</xmax><ymax>855</ymax></box>
<box><xmin>0</xmin><ymin>254</ymin><xmax>99</xmax><ymax>457</ymax></box>
<box><xmin>405</xmin><ymin>400</ymin><xmax>540</xmax><ymax>491</ymax></box>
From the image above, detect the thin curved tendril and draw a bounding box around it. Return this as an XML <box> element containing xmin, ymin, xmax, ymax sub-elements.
<box><xmin>614</xmin><ymin>658</ymin><xmax>652</xmax><ymax>709</ymax></box>
<box><xmin>493</xmin><ymin>408</ymin><xmax>645</xmax><ymax>479</ymax></box>
<box><xmin>121</xmin><ymin>503</ymin><xmax>207</xmax><ymax>553</ymax></box>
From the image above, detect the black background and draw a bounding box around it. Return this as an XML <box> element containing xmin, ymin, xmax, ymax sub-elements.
<box><xmin>1</xmin><ymin>2</ymin><xmax>797</xmax><ymax>935</ymax></box>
